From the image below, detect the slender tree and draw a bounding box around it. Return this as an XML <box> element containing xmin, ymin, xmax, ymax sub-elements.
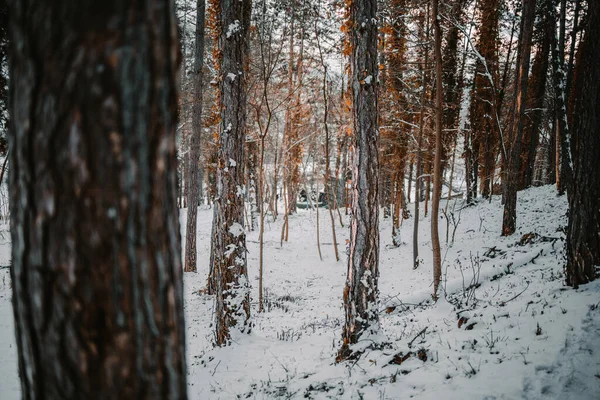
<box><xmin>413</xmin><ymin>5</ymin><xmax>430</xmax><ymax>270</ymax></box>
<box><xmin>468</xmin><ymin>0</ymin><xmax>500</xmax><ymax>201</ymax></box>
<box><xmin>210</xmin><ymin>0</ymin><xmax>252</xmax><ymax>345</ymax></box>
<box><xmin>520</xmin><ymin>0</ymin><xmax>551</xmax><ymax>189</ymax></box>
<box><xmin>185</xmin><ymin>0</ymin><xmax>207</xmax><ymax>273</ymax></box>
<box><xmin>565</xmin><ymin>0</ymin><xmax>600</xmax><ymax>287</ymax></box>
<box><xmin>7</xmin><ymin>0</ymin><xmax>187</xmax><ymax>398</ymax></box>
<box><xmin>501</xmin><ymin>0</ymin><xmax>536</xmax><ymax>236</ymax></box>
<box><xmin>338</xmin><ymin>0</ymin><xmax>380</xmax><ymax>361</ymax></box>
<box><xmin>431</xmin><ymin>0</ymin><xmax>443</xmax><ymax>298</ymax></box>
<box><xmin>0</xmin><ymin>0</ymin><xmax>8</xmax><ymax>153</ymax></box>
<box><xmin>551</xmin><ymin>0</ymin><xmax>573</xmax><ymax>195</ymax></box>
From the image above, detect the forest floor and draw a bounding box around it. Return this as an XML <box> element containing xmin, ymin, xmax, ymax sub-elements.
<box><xmin>0</xmin><ymin>185</ymin><xmax>599</xmax><ymax>399</ymax></box>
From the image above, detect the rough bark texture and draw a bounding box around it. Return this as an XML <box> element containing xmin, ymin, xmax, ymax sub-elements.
<box><xmin>565</xmin><ymin>0</ymin><xmax>600</xmax><ymax>288</ymax></box>
<box><xmin>469</xmin><ymin>0</ymin><xmax>499</xmax><ymax>200</ymax></box>
<box><xmin>520</xmin><ymin>2</ymin><xmax>551</xmax><ymax>189</ymax></box>
<box><xmin>502</xmin><ymin>0</ymin><xmax>536</xmax><ymax>236</ymax></box>
<box><xmin>431</xmin><ymin>0</ymin><xmax>443</xmax><ymax>299</ymax></box>
<box><xmin>210</xmin><ymin>0</ymin><xmax>252</xmax><ymax>346</ymax></box>
<box><xmin>7</xmin><ymin>1</ymin><xmax>187</xmax><ymax>398</ymax></box>
<box><xmin>184</xmin><ymin>0</ymin><xmax>206</xmax><ymax>273</ymax></box>
<box><xmin>0</xmin><ymin>0</ymin><xmax>8</xmax><ymax>153</ymax></box>
<box><xmin>338</xmin><ymin>0</ymin><xmax>380</xmax><ymax>362</ymax></box>
<box><xmin>441</xmin><ymin>0</ymin><xmax>466</xmax><ymax>169</ymax></box>
<box><xmin>552</xmin><ymin>0</ymin><xmax>573</xmax><ymax>196</ymax></box>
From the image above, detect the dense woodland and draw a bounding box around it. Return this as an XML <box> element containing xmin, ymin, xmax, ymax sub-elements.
<box><xmin>0</xmin><ymin>0</ymin><xmax>598</xmax><ymax>398</ymax></box>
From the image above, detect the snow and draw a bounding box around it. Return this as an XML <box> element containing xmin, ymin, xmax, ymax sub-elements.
<box><xmin>226</xmin><ymin>20</ymin><xmax>241</xmax><ymax>39</ymax></box>
<box><xmin>228</xmin><ymin>222</ymin><xmax>244</xmax><ymax>238</ymax></box>
<box><xmin>0</xmin><ymin>186</ymin><xmax>599</xmax><ymax>399</ymax></box>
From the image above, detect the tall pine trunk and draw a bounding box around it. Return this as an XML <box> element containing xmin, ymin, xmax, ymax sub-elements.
<box><xmin>185</xmin><ymin>0</ymin><xmax>207</xmax><ymax>273</ymax></box>
<box><xmin>502</xmin><ymin>0</ymin><xmax>536</xmax><ymax>236</ymax></box>
<box><xmin>338</xmin><ymin>0</ymin><xmax>380</xmax><ymax>361</ymax></box>
<box><xmin>7</xmin><ymin>1</ymin><xmax>187</xmax><ymax>398</ymax></box>
<box><xmin>566</xmin><ymin>0</ymin><xmax>600</xmax><ymax>287</ymax></box>
<box><xmin>210</xmin><ymin>0</ymin><xmax>252</xmax><ymax>346</ymax></box>
<box><xmin>520</xmin><ymin>2</ymin><xmax>551</xmax><ymax>189</ymax></box>
<box><xmin>552</xmin><ymin>0</ymin><xmax>573</xmax><ymax>196</ymax></box>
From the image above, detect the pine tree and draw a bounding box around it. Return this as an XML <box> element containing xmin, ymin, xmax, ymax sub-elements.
<box><xmin>565</xmin><ymin>0</ymin><xmax>600</xmax><ymax>287</ymax></box>
<box><xmin>502</xmin><ymin>0</ymin><xmax>536</xmax><ymax>236</ymax></box>
<box><xmin>210</xmin><ymin>0</ymin><xmax>252</xmax><ymax>345</ymax></box>
<box><xmin>338</xmin><ymin>0</ymin><xmax>381</xmax><ymax>362</ymax></box>
<box><xmin>7</xmin><ymin>1</ymin><xmax>187</xmax><ymax>397</ymax></box>
<box><xmin>520</xmin><ymin>0</ymin><xmax>551</xmax><ymax>189</ymax></box>
<box><xmin>467</xmin><ymin>0</ymin><xmax>500</xmax><ymax>202</ymax></box>
<box><xmin>184</xmin><ymin>0</ymin><xmax>207</xmax><ymax>273</ymax></box>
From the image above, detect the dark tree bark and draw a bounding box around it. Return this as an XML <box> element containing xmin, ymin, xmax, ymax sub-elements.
<box><xmin>184</xmin><ymin>0</ymin><xmax>206</xmax><ymax>273</ymax></box>
<box><xmin>470</xmin><ymin>0</ymin><xmax>500</xmax><ymax>200</ymax></box>
<box><xmin>552</xmin><ymin>0</ymin><xmax>573</xmax><ymax>196</ymax></box>
<box><xmin>502</xmin><ymin>0</ymin><xmax>536</xmax><ymax>236</ymax></box>
<box><xmin>520</xmin><ymin>2</ymin><xmax>552</xmax><ymax>189</ymax></box>
<box><xmin>565</xmin><ymin>0</ymin><xmax>581</xmax><ymax>99</ymax></box>
<box><xmin>566</xmin><ymin>0</ymin><xmax>600</xmax><ymax>287</ymax></box>
<box><xmin>210</xmin><ymin>0</ymin><xmax>252</xmax><ymax>346</ymax></box>
<box><xmin>337</xmin><ymin>0</ymin><xmax>380</xmax><ymax>362</ymax></box>
<box><xmin>7</xmin><ymin>1</ymin><xmax>187</xmax><ymax>398</ymax></box>
<box><xmin>441</xmin><ymin>0</ymin><xmax>467</xmax><ymax>169</ymax></box>
<box><xmin>0</xmin><ymin>0</ymin><xmax>8</xmax><ymax>154</ymax></box>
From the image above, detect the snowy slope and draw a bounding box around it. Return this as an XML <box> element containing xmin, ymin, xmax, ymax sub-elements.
<box><xmin>0</xmin><ymin>185</ymin><xmax>599</xmax><ymax>399</ymax></box>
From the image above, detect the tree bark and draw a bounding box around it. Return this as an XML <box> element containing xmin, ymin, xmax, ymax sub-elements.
<box><xmin>338</xmin><ymin>0</ymin><xmax>380</xmax><ymax>362</ymax></box>
<box><xmin>501</xmin><ymin>0</ymin><xmax>536</xmax><ymax>236</ymax></box>
<box><xmin>520</xmin><ymin>3</ymin><xmax>551</xmax><ymax>189</ymax></box>
<box><xmin>413</xmin><ymin>5</ymin><xmax>429</xmax><ymax>270</ymax></box>
<box><xmin>0</xmin><ymin>1</ymin><xmax>8</xmax><ymax>154</ymax></box>
<box><xmin>7</xmin><ymin>1</ymin><xmax>187</xmax><ymax>398</ymax></box>
<box><xmin>431</xmin><ymin>0</ymin><xmax>443</xmax><ymax>299</ymax></box>
<box><xmin>566</xmin><ymin>0</ymin><xmax>600</xmax><ymax>287</ymax></box>
<box><xmin>184</xmin><ymin>0</ymin><xmax>206</xmax><ymax>273</ymax></box>
<box><xmin>210</xmin><ymin>0</ymin><xmax>252</xmax><ymax>346</ymax></box>
<box><xmin>552</xmin><ymin>0</ymin><xmax>573</xmax><ymax>196</ymax></box>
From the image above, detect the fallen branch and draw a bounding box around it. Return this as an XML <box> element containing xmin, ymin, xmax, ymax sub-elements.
<box><xmin>498</xmin><ymin>282</ymin><xmax>530</xmax><ymax>306</ymax></box>
<box><xmin>408</xmin><ymin>326</ymin><xmax>428</xmax><ymax>348</ymax></box>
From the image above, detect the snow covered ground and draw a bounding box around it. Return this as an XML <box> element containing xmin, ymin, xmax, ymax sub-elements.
<box><xmin>0</xmin><ymin>185</ymin><xmax>599</xmax><ymax>399</ymax></box>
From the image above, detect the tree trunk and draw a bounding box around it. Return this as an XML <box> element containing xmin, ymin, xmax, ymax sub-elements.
<box><xmin>520</xmin><ymin>3</ymin><xmax>551</xmax><ymax>189</ymax></box>
<box><xmin>210</xmin><ymin>0</ymin><xmax>252</xmax><ymax>346</ymax></box>
<box><xmin>316</xmin><ymin>33</ymin><xmax>340</xmax><ymax>262</ymax></box>
<box><xmin>431</xmin><ymin>0</ymin><xmax>443</xmax><ymax>299</ymax></box>
<box><xmin>184</xmin><ymin>0</ymin><xmax>206</xmax><ymax>273</ymax></box>
<box><xmin>413</xmin><ymin>5</ymin><xmax>429</xmax><ymax>270</ymax></box>
<box><xmin>7</xmin><ymin>1</ymin><xmax>187</xmax><ymax>398</ymax></box>
<box><xmin>0</xmin><ymin>1</ymin><xmax>7</xmax><ymax>154</ymax></box>
<box><xmin>552</xmin><ymin>0</ymin><xmax>573</xmax><ymax>196</ymax></box>
<box><xmin>338</xmin><ymin>0</ymin><xmax>380</xmax><ymax>362</ymax></box>
<box><xmin>566</xmin><ymin>0</ymin><xmax>600</xmax><ymax>287</ymax></box>
<box><xmin>502</xmin><ymin>0</ymin><xmax>536</xmax><ymax>236</ymax></box>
